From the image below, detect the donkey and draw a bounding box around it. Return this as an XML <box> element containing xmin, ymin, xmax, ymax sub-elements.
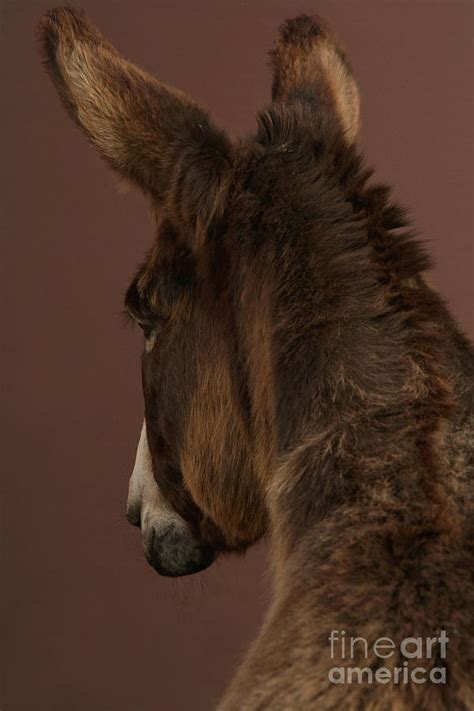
<box><xmin>39</xmin><ymin>7</ymin><xmax>474</xmax><ymax>709</ymax></box>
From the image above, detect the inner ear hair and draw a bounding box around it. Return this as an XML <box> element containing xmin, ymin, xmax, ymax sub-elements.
<box><xmin>270</xmin><ymin>14</ymin><xmax>360</xmax><ymax>143</ymax></box>
<box><xmin>38</xmin><ymin>7</ymin><xmax>233</xmax><ymax>248</ymax></box>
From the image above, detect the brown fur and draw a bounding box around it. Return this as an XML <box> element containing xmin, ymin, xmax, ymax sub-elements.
<box><xmin>38</xmin><ymin>8</ymin><xmax>474</xmax><ymax>709</ymax></box>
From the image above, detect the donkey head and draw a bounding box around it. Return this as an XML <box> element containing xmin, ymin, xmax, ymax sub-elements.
<box><xmin>40</xmin><ymin>8</ymin><xmax>361</xmax><ymax>575</ymax></box>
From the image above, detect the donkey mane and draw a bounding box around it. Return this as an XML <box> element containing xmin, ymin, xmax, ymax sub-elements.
<box><xmin>227</xmin><ymin>111</ymin><xmax>464</xmax><ymax>546</ymax></box>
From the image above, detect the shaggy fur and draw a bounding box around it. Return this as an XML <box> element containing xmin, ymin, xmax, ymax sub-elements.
<box><xmin>39</xmin><ymin>8</ymin><xmax>474</xmax><ymax>709</ymax></box>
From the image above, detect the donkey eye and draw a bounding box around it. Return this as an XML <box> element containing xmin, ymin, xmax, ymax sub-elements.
<box><xmin>130</xmin><ymin>316</ymin><xmax>153</xmax><ymax>338</ymax></box>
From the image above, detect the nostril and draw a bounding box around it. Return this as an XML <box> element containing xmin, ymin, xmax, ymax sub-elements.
<box><xmin>126</xmin><ymin>504</ymin><xmax>141</xmax><ymax>528</ymax></box>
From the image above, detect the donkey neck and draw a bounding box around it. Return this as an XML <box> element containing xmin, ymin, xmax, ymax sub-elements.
<box><xmin>278</xmin><ymin>275</ymin><xmax>461</xmax><ymax>573</ymax></box>
<box><xmin>235</xmin><ymin>185</ymin><xmax>456</xmax><ymax>556</ymax></box>
<box><xmin>229</xmin><ymin>141</ymin><xmax>457</xmax><ymax>562</ymax></box>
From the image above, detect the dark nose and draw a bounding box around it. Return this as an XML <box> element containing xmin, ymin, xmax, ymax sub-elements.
<box><xmin>145</xmin><ymin>525</ymin><xmax>216</xmax><ymax>577</ymax></box>
<box><xmin>126</xmin><ymin>503</ymin><xmax>141</xmax><ymax>528</ymax></box>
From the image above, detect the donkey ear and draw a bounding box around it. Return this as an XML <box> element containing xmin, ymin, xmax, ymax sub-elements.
<box><xmin>270</xmin><ymin>15</ymin><xmax>360</xmax><ymax>143</ymax></box>
<box><xmin>38</xmin><ymin>7</ymin><xmax>232</xmax><ymax>241</ymax></box>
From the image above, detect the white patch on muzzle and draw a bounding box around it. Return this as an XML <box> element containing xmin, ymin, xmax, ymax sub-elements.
<box><xmin>127</xmin><ymin>420</ymin><xmax>183</xmax><ymax>531</ymax></box>
<box><xmin>127</xmin><ymin>421</ymin><xmax>214</xmax><ymax>576</ymax></box>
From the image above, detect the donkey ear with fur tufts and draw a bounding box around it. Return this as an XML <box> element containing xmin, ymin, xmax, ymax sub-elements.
<box><xmin>270</xmin><ymin>14</ymin><xmax>361</xmax><ymax>143</ymax></box>
<box><xmin>38</xmin><ymin>6</ymin><xmax>232</xmax><ymax>246</ymax></box>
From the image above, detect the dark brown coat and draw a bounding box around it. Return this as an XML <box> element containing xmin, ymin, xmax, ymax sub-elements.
<box><xmin>39</xmin><ymin>8</ymin><xmax>474</xmax><ymax>709</ymax></box>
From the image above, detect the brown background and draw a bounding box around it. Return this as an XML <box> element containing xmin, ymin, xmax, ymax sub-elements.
<box><xmin>1</xmin><ymin>1</ymin><xmax>472</xmax><ymax>709</ymax></box>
